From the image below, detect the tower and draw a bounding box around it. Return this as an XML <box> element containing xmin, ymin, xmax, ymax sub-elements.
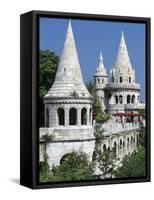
<box><xmin>93</xmin><ymin>52</ymin><xmax>108</xmax><ymax>111</ymax></box>
<box><xmin>40</xmin><ymin>21</ymin><xmax>95</xmax><ymax>167</ymax></box>
<box><xmin>107</xmin><ymin>31</ymin><xmax>141</xmax><ymax>114</ymax></box>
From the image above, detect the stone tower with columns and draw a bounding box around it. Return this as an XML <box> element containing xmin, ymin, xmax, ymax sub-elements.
<box><xmin>94</xmin><ymin>31</ymin><xmax>142</xmax><ymax>114</ymax></box>
<box><xmin>40</xmin><ymin>21</ymin><xmax>95</xmax><ymax>167</ymax></box>
<box><xmin>107</xmin><ymin>31</ymin><xmax>141</xmax><ymax>114</ymax></box>
<box><xmin>93</xmin><ymin>52</ymin><xmax>108</xmax><ymax>111</ymax></box>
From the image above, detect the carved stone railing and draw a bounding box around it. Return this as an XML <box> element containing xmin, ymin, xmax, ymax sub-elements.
<box><xmin>108</xmin><ymin>103</ymin><xmax>145</xmax><ymax>111</ymax></box>
<box><xmin>106</xmin><ymin>83</ymin><xmax>140</xmax><ymax>90</ymax></box>
<box><xmin>125</xmin><ymin>103</ymin><xmax>145</xmax><ymax>110</ymax></box>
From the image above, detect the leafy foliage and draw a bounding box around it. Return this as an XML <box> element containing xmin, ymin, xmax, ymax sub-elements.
<box><xmin>139</xmin><ymin>128</ymin><xmax>146</xmax><ymax>147</ymax></box>
<box><xmin>39</xmin><ymin>49</ymin><xmax>59</xmax><ymax>97</ymax></box>
<box><xmin>98</xmin><ymin>150</ymin><xmax>117</xmax><ymax>178</ymax></box>
<box><xmin>115</xmin><ymin>147</ymin><xmax>146</xmax><ymax>178</ymax></box>
<box><xmin>39</xmin><ymin>154</ymin><xmax>52</xmax><ymax>182</ymax></box>
<box><xmin>39</xmin><ymin>151</ymin><xmax>94</xmax><ymax>182</ymax></box>
<box><xmin>86</xmin><ymin>80</ymin><xmax>110</xmax><ymax>123</ymax></box>
<box><xmin>39</xmin><ymin>49</ymin><xmax>59</xmax><ymax>126</ymax></box>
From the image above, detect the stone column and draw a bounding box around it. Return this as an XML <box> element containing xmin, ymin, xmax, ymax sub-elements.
<box><xmin>65</xmin><ymin>107</ymin><xmax>69</xmax><ymax>126</ymax></box>
<box><xmin>123</xmin><ymin>94</ymin><xmax>126</xmax><ymax>104</ymax></box>
<box><xmin>77</xmin><ymin>108</ymin><xmax>81</xmax><ymax>126</ymax></box>
<box><xmin>87</xmin><ymin>108</ymin><xmax>89</xmax><ymax>125</ymax></box>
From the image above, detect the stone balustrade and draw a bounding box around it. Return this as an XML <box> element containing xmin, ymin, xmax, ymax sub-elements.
<box><xmin>125</xmin><ymin>103</ymin><xmax>145</xmax><ymax>110</ymax></box>
<box><xmin>106</xmin><ymin>83</ymin><xmax>140</xmax><ymax>90</ymax></box>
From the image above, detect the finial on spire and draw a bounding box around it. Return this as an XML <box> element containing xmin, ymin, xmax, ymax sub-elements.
<box><xmin>100</xmin><ymin>51</ymin><xmax>103</xmax><ymax>61</ymax></box>
<box><xmin>121</xmin><ymin>31</ymin><xmax>124</xmax><ymax>37</ymax></box>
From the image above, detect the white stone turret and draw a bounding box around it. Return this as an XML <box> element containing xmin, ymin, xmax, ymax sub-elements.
<box><xmin>107</xmin><ymin>32</ymin><xmax>141</xmax><ymax>114</ymax></box>
<box><xmin>110</xmin><ymin>31</ymin><xmax>135</xmax><ymax>84</ymax></box>
<box><xmin>41</xmin><ymin>20</ymin><xmax>95</xmax><ymax>167</ymax></box>
<box><xmin>94</xmin><ymin>52</ymin><xmax>108</xmax><ymax>111</ymax></box>
<box><xmin>45</xmin><ymin>20</ymin><xmax>91</xmax><ymax>99</ymax></box>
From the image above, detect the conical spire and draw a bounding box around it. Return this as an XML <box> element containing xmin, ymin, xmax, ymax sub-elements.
<box><xmin>54</xmin><ymin>20</ymin><xmax>83</xmax><ymax>84</ymax></box>
<box><xmin>114</xmin><ymin>31</ymin><xmax>132</xmax><ymax>70</ymax></box>
<box><xmin>45</xmin><ymin>20</ymin><xmax>91</xmax><ymax>98</ymax></box>
<box><xmin>95</xmin><ymin>51</ymin><xmax>107</xmax><ymax>76</ymax></box>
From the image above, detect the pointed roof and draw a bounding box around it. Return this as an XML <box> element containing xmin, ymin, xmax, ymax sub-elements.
<box><xmin>45</xmin><ymin>20</ymin><xmax>92</xmax><ymax>99</ymax></box>
<box><xmin>94</xmin><ymin>51</ymin><xmax>108</xmax><ymax>76</ymax></box>
<box><xmin>113</xmin><ymin>31</ymin><xmax>132</xmax><ymax>70</ymax></box>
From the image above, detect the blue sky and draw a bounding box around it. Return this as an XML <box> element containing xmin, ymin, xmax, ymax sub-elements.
<box><xmin>39</xmin><ymin>17</ymin><xmax>145</xmax><ymax>102</ymax></box>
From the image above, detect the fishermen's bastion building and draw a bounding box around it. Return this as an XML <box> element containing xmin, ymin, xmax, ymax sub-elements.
<box><xmin>39</xmin><ymin>21</ymin><xmax>145</xmax><ymax>169</ymax></box>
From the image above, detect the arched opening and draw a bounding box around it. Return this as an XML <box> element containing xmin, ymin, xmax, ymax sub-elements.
<box><xmin>129</xmin><ymin>77</ymin><xmax>131</xmax><ymax>83</ymax></box>
<box><xmin>127</xmin><ymin>95</ymin><xmax>131</xmax><ymax>104</ymax></box>
<box><xmin>137</xmin><ymin>135</ymin><xmax>139</xmax><ymax>146</ymax></box>
<box><xmin>60</xmin><ymin>153</ymin><xmax>76</xmax><ymax>165</ymax></box>
<box><xmin>115</xmin><ymin>95</ymin><xmax>118</xmax><ymax>104</ymax></box>
<box><xmin>131</xmin><ymin>136</ymin><xmax>133</xmax><ymax>144</ymax></box>
<box><xmin>131</xmin><ymin>95</ymin><xmax>135</xmax><ymax>104</ymax></box>
<box><xmin>57</xmin><ymin>108</ymin><xmax>65</xmax><ymax>125</ymax></box>
<box><xmin>119</xmin><ymin>95</ymin><xmax>123</xmax><ymax>104</ymax></box>
<box><xmin>108</xmin><ymin>147</ymin><xmax>110</xmax><ymax>152</ymax></box>
<box><xmin>46</xmin><ymin>108</ymin><xmax>49</xmax><ymax>127</ymax></box>
<box><xmin>98</xmin><ymin>78</ymin><xmax>100</xmax><ymax>84</ymax></box>
<box><xmin>69</xmin><ymin>108</ymin><xmax>77</xmax><ymax>125</ymax></box>
<box><xmin>103</xmin><ymin>144</ymin><xmax>107</xmax><ymax>152</ymax></box>
<box><xmin>120</xmin><ymin>76</ymin><xmax>123</xmax><ymax>83</ymax></box>
<box><xmin>81</xmin><ymin>108</ymin><xmax>87</xmax><ymax>125</ymax></box>
<box><xmin>102</xmin><ymin>78</ymin><xmax>104</xmax><ymax>83</ymax></box>
<box><xmin>120</xmin><ymin>139</ymin><xmax>122</xmax><ymax>149</ymax></box>
<box><xmin>113</xmin><ymin>141</ymin><xmax>117</xmax><ymax>155</ymax></box>
<box><xmin>89</xmin><ymin>108</ymin><xmax>92</xmax><ymax>125</ymax></box>
<box><xmin>112</xmin><ymin>76</ymin><xmax>114</xmax><ymax>83</ymax></box>
<box><xmin>123</xmin><ymin>141</ymin><xmax>125</xmax><ymax>148</ymax></box>
<box><xmin>92</xmin><ymin>150</ymin><xmax>97</xmax><ymax>161</ymax></box>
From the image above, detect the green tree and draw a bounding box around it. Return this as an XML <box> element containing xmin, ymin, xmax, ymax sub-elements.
<box><xmin>39</xmin><ymin>49</ymin><xmax>59</xmax><ymax>126</ymax></box>
<box><xmin>98</xmin><ymin>150</ymin><xmax>117</xmax><ymax>178</ymax></box>
<box><xmin>139</xmin><ymin>128</ymin><xmax>146</xmax><ymax>147</ymax></box>
<box><xmin>115</xmin><ymin>147</ymin><xmax>146</xmax><ymax>178</ymax></box>
<box><xmin>51</xmin><ymin>151</ymin><xmax>94</xmax><ymax>182</ymax></box>
<box><xmin>39</xmin><ymin>153</ymin><xmax>52</xmax><ymax>182</ymax></box>
<box><xmin>86</xmin><ymin>80</ymin><xmax>110</xmax><ymax>123</ymax></box>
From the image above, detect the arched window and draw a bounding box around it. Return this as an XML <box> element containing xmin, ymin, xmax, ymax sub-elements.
<box><xmin>131</xmin><ymin>95</ymin><xmax>135</xmax><ymax>104</ymax></box>
<box><xmin>103</xmin><ymin>144</ymin><xmax>107</xmax><ymax>152</ymax></box>
<box><xmin>102</xmin><ymin>79</ymin><xmax>104</xmax><ymax>83</ymax></box>
<box><xmin>127</xmin><ymin>137</ymin><xmax>130</xmax><ymax>146</ymax></box>
<box><xmin>112</xmin><ymin>76</ymin><xmax>114</xmax><ymax>83</ymax></box>
<box><xmin>81</xmin><ymin>108</ymin><xmax>87</xmax><ymax>125</ymax></box>
<box><xmin>120</xmin><ymin>76</ymin><xmax>123</xmax><ymax>83</ymax></box>
<box><xmin>119</xmin><ymin>95</ymin><xmax>123</xmax><ymax>104</ymax></box>
<box><xmin>108</xmin><ymin>147</ymin><xmax>110</xmax><ymax>152</ymax></box>
<box><xmin>115</xmin><ymin>95</ymin><xmax>118</xmax><ymax>104</ymax></box>
<box><xmin>131</xmin><ymin>136</ymin><xmax>133</xmax><ymax>144</ymax></box>
<box><xmin>89</xmin><ymin>108</ymin><xmax>92</xmax><ymax>125</ymax></box>
<box><xmin>137</xmin><ymin>135</ymin><xmax>139</xmax><ymax>146</ymax></box>
<box><xmin>113</xmin><ymin>141</ymin><xmax>117</xmax><ymax>153</ymax></box>
<box><xmin>120</xmin><ymin>139</ymin><xmax>122</xmax><ymax>149</ymax></box>
<box><xmin>98</xmin><ymin>78</ymin><xmax>100</xmax><ymax>84</ymax></box>
<box><xmin>123</xmin><ymin>141</ymin><xmax>125</xmax><ymax>148</ymax></box>
<box><xmin>127</xmin><ymin>95</ymin><xmax>131</xmax><ymax>104</ymax></box>
<box><xmin>57</xmin><ymin>108</ymin><xmax>65</xmax><ymax>125</ymax></box>
<box><xmin>69</xmin><ymin>108</ymin><xmax>77</xmax><ymax>125</ymax></box>
<box><xmin>46</xmin><ymin>108</ymin><xmax>49</xmax><ymax>127</ymax></box>
<box><xmin>129</xmin><ymin>77</ymin><xmax>131</xmax><ymax>83</ymax></box>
